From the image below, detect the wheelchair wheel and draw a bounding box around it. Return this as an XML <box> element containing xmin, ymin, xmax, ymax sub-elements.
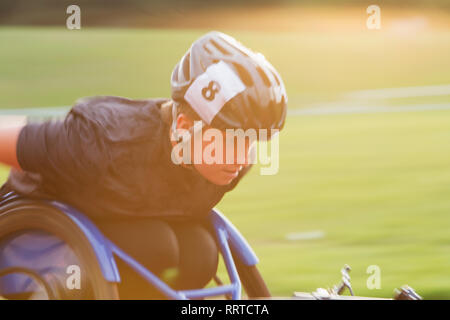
<box><xmin>232</xmin><ymin>252</ymin><xmax>271</xmax><ymax>299</ymax></box>
<box><xmin>0</xmin><ymin>199</ymin><xmax>119</xmax><ymax>300</ymax></box>
<box><xmin>238</xmin><ymin>265</ymin><xmax>271</xmax><ymax>298</ymax></box>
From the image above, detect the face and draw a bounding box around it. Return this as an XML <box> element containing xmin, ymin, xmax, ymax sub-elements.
<box><xmin>170</xmin><ymin>113</ymin><xmax>253</xmax><ymax>186</ymax></box>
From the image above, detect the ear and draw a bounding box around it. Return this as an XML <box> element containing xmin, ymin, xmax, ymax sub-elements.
<box><xmin>176</xmin><ymin>113</ymin><xmax>194</xmax><ymax>130</ymax></box>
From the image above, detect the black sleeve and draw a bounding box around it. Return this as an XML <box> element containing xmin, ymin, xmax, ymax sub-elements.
<box><xmin>16</xmin><ymin>112</ymin><xmax>107</xmax><ymax>189</ymax></box>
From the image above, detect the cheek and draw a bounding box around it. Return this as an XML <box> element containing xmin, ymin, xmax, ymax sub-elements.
<box><xmin>201</xmin><ymin>137</ymin><xmax>226</xmax><ymax>164</ymax></box>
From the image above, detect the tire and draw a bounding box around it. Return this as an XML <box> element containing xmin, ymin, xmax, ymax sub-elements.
<box><xmin>232</xmin><ymin>251</ymin><xmax>271</xmax><ymax>298</ymax></box>
<box><xmin>0</xmin><ymin>199</ymin><xmax>119</xmax><ymax>300</ymax></box>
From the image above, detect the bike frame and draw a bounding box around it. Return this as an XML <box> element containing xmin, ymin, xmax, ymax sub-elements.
<box><xmin>42</xmin><ymin>200</ymin><xmax>259</xmax><ymax>300</ymax></box>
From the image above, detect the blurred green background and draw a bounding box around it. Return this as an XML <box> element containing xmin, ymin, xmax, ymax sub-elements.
<box><xmin>1</xmin><ymin>1</ymin><xmax>450</xmax><ymax>299</ymax></box>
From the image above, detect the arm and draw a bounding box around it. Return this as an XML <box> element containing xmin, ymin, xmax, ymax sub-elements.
<box><xmin>16</xmin><ymin>115</ymin><xmax>106</xmax><ymax>189</ymax></box>
<box><xmin>0</xmin><ymin>124</ymin><xmax>24</xmax><ymax>170</ymax></box>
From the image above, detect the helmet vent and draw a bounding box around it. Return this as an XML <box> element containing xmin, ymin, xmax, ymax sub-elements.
<box><xmin>210</xmin><ymin>39</ymin><xmax>231</xmax><ymax>56</ymax></box>
<box><xmin>271</xmin><ymin>70</ymin><xmax>281</xmax><ymax>86</ymax></box>
<box><xmin>233</xmin><ymin>45</ymin><xmax>250</xmax><ymax>58</ymax></box>
<box><xmin>232</xmin><ymin>62</ymin><xmax>253</xmax><ymax>86</ymax></box>
<box><xmin>203</xmin><ymin>44</ymin><xmax>212</xmax><ymax>55</ymax></box>
<box><xmin>256</xmin><ymin>66</ymin><xmax>271</xmax><ymax>87</ymax></box>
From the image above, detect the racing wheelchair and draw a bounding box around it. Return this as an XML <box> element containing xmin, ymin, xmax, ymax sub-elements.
<box><xmin>0</xmin><ymin>190</ymin><xmax>270</xmax><ymax>300</ymax></box>
<box><xmin>0</xmin><ymin>190</ymin><xmax>421</xmax><ymax>300</ymax></box>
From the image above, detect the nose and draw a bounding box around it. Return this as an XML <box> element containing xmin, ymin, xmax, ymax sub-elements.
<box><xmin>222</xmin><ymin>135</ymin><xmax>253</xmax><ymax>166</ymax></box>
<box><xmin>233</xmin><ymin>143</ymin><xmax>250</xmax><ymax>166</ymax></box>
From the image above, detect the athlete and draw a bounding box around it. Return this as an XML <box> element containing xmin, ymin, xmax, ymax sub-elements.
<box><xmin>0</xmin><ymin>31</ymin><xmax>287</xmax><ymax>298</ymax></box>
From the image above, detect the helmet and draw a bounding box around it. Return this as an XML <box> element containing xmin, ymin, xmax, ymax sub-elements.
<box><xmin>170</xmin><ymin>31</ymin><xmax>287</xmax><ymax>135</ymax></box>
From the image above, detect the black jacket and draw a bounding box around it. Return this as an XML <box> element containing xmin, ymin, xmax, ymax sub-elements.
<box><xmin>5</xmin><ymin>96</ymin><xmax>249</xmax><ymax>222</ymax></box>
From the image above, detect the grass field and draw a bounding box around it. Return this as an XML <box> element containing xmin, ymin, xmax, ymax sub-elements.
<box><xmin>1</xmin><ymin>24</ymin><xmax>450</xmax><ymax>298</ymax></box>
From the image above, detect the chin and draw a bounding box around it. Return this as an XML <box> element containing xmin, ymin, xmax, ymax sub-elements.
<box><xmin>209</xmin><ymin>177</ymin><xmax>234</xmax><ymax>186</ymax></box>
<box><xmin>205</xmin><ymin>174</ymin><xmax>236</xmax><ymax>186</ymax></box>
<box><xmin>195</xmin><ymin>166</ymin><xmax>236</xmax><ymax>186</ymax></box>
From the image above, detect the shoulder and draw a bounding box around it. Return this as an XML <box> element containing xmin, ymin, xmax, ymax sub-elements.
<box><xmin>68</xmin><ymin>96</ymin><xmax>170</xmax><ymax>143</ymax></box>
<box><xmin>70</xmin><ymin>95</ymin><xmax>168</xmax><ymax>119</ymax></box>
